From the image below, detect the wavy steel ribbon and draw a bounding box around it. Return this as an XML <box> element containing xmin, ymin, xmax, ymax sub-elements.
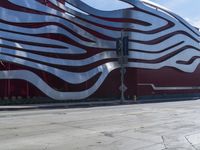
<box><xmin>0</xmin><ymin>0</ymin><xmax>200</xmax><ymax>100</ymax></box>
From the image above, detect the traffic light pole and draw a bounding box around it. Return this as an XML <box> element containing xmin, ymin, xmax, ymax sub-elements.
<box><xmin>120</xmin><ymin>30</ymin><xmax>125</xmax><ymax>104</ymax></box>
<box><xmin>120</xmin><ymin>56</ymin><xmax>125</xmax><ymax>104</ymax></box>
<box><xmin>116</xmin><ymin>30</ymin><xmax>129</xmax><ymax>104</ymax></box>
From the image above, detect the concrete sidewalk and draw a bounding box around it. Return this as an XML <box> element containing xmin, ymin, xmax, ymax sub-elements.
<box><xmin>1</xmin><ymin>97</ymin><xmax>197</xmax><ymax>111</ymax></box>
<box><xmin>1</xmin><ymin>100</ymin><xmax>200</xmax><ymax>150</ymax></box>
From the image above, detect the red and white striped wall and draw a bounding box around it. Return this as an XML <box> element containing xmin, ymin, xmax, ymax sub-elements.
<box><xmin>0</xmin><ymin>0</ymin><xmax>200</xmax><ymax>100</ymax></box>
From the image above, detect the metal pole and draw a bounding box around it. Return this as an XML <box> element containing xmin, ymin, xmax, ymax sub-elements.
<box><xmin>120</xmin><ymin>30</ymin><xmax>125</xmax><ymax>104</ymax></box>
<box><xmin>120</xmin><ymin>57</ymin><xmax>125</xmax><ymax>104</ymax></box>
<box><xmin>116</xmin><ymin>29</ymin><xmax>128</xmax><ymax>104</ymax></box>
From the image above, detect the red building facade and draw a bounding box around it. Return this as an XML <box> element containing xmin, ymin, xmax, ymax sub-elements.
<box><xmin>0</xmin><ymin>0</ymin><xmax>200</xmax><ymax>101</ymax></box>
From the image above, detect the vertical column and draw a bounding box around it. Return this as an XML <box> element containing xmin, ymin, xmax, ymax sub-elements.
<box><xmin>116</xmin><ymin>30</ymin><xmax>129</xmax><ymax>103</ymax></box>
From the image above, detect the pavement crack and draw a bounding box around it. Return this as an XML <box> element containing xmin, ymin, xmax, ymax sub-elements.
<box><xmin>185</xmin><ymin>136</ymin><xmax>198</xmax><ymax>150</ymax></box>
<box><xmin>161</xmin><ymin>136</ymin><xmax>168</xmax><ymax>150</ymax></box>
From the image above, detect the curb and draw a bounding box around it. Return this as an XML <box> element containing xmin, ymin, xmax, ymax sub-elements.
<box><xmin>0</xmin><ymin>100</ymin><xmax>131</xmax><ymax>111</ymax></box>
<box><xmin>1</xmin><ymin>97</ymin><xmax>198</xmax><ymax>111</ymax></box>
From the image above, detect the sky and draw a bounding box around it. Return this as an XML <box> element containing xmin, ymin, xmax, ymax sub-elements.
<box><xmin>81</xmin><ymin>0</ymin><xmax>200</xmax><ymax>28</ymax></box>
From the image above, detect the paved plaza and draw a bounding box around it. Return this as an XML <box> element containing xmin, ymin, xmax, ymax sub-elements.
<box><xmin>1</xmin><ymin>100</ymin><xmax>200</xmax><ymax>150</ymax></box>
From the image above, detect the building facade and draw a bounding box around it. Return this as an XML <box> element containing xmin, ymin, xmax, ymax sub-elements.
<box><xmin>0</xmin><ymin>0</ymin><xmax>200</xmax><ymax>101</ymax></box>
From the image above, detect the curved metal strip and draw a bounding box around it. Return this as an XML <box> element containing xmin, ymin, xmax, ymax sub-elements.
<box><xmin>0</xmin><ymin>54</ymin><xmax>119</xmax><ymax>84</ymax></box>
<box><xmin>0</xmin><ymin>48</ymin><xmax>117</xmax><ymax>67</ymax></box>
<box><xmin>128</xmin><ymin>49</ymin><xmax>200</xmax><ymax>73</ymax></box>
<box><xmin>1</xmin><ymin>0</ymin><xmax>200</xmax><ymax>100</ymax></box>
<box><xmin>138</xmin><ymin>83</ymin><xmax>200</xmax><ymax>91</ymax></box>
<box><xmin>66</xmin><ymin>0</ymin><xmax>132</xmax><ymax>18</ymax></box>
<box><xmin>0</xmin><ymin>7</ymin><xmax>95</xmax><ymax>42</ymax></box>
<box><xmin>0</xmin><ymin>22</ymin><xmax>95</xmax><ymax>47</ymax></box>
<box><xmin>0</xmin><ymin>39</ymin><xmax>70</xmax><ymax>54</ymax></box>
<box><xmin>52</xmin><ymin>0</ymin><xmax>167</xmax><ymax>32</ymax></box>
<box><xmin>140</xmin><ymin>0</ymin><xmax>200</xmax><ymax>36</ymax></box>
<box><xmin>0</xmin><ymin>67</ymin><xmax>118</xmax><ymax>100</ymax></box>
<box><xmin>8</xmin><ymin>0</ymin><xmax>168</xmax><ymax>37</ymax></box>
<box><xmin>130</xmin><ymin>34</ymin><xmax>198</xmax><ymax>52</ymax></box>
<box><xmin>121</xmin><ymin>0</ymin><xmax>200</xmax><ymax>39</ymax></box>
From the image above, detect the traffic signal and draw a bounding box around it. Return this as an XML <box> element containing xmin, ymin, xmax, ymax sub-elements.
<box><xmin>116</xmin><ymin>36</ymin><xmax>129</xmax><ymax>56</ymax></box>
<box><xmin>123</xmin><ymin>36</ymin><xmax>129</xmax><ymax>56</ymax></box>
<box><xmin>116</xmin><ymin>38</ymin><xmax>122</xmax><ymax>56</ymax></box>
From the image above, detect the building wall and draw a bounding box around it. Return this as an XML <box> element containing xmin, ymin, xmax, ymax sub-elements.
<box><xmin>0</xmin><ymin>0</ymin><xmax>200</xmax><ymax>100</ymax></box>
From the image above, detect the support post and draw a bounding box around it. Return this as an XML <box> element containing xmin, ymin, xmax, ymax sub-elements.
<box><xmin>116</xmin><ymin>30</ymin><xmax>129</xmax><ymax>104</ymax></box>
